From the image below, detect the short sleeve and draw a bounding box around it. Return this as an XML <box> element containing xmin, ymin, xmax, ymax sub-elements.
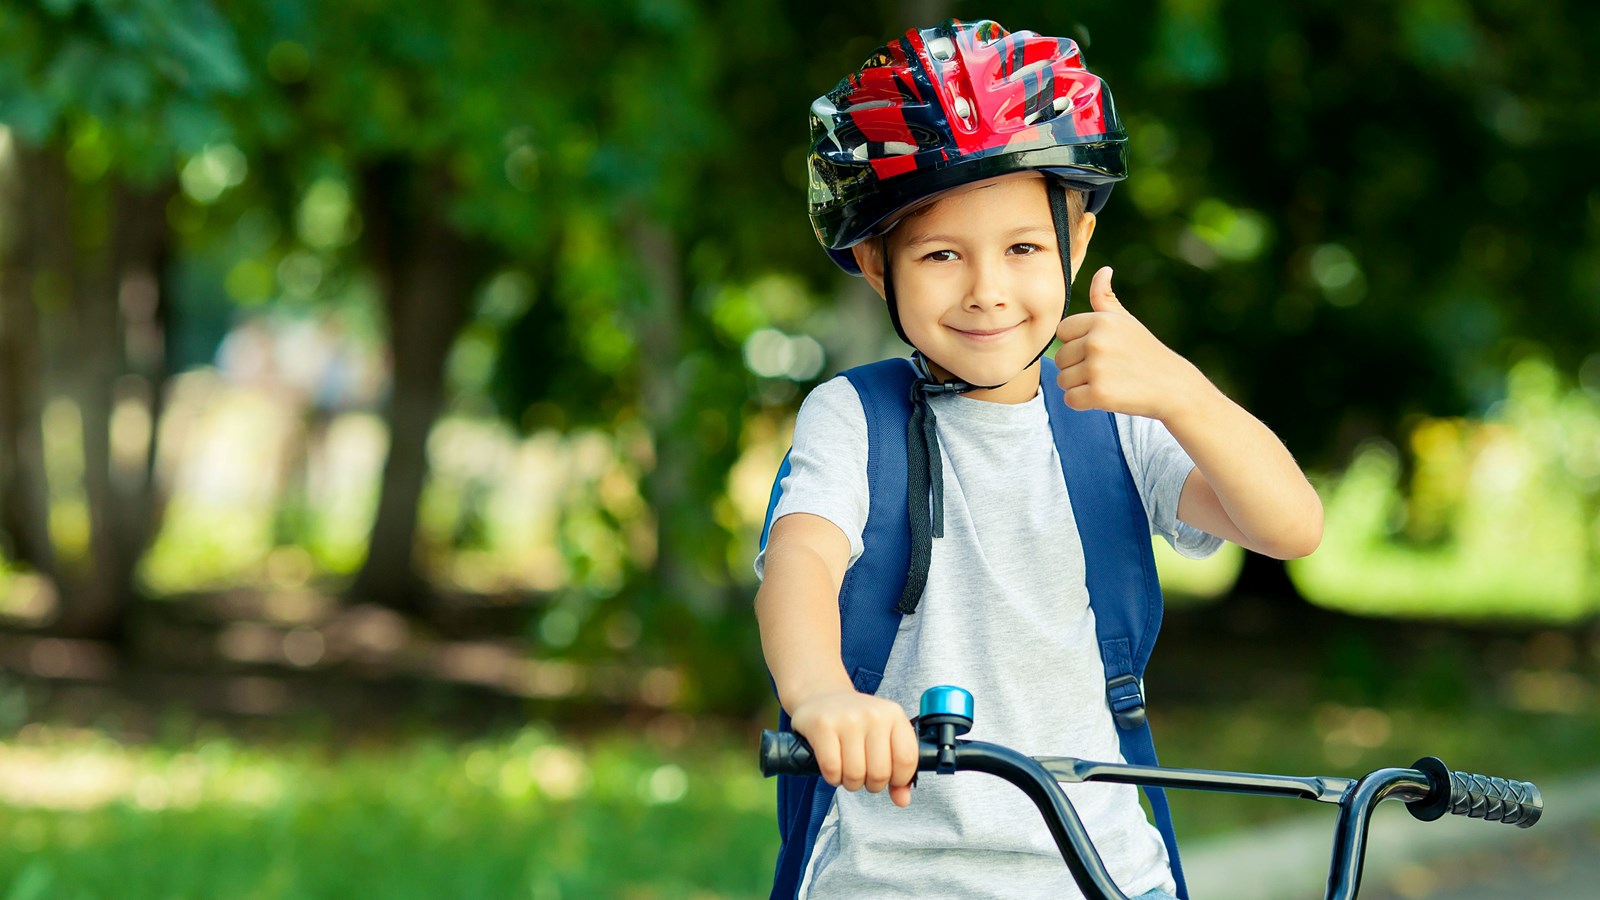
<box><xmin>753</xmin><ymin>377</ymin><xmax>871</xmax><ymax>581</ymax></box>
<box><xmin>1113</xmin><ymin>412</ymin><xmax>1223</xmax><ymax>559</ymax></box>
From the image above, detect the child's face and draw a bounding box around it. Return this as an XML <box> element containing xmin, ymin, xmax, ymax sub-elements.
<box><xmin>855</xmin><ymin>173</ymin><xmax>1095</xmax><ymax>403</ymax></box>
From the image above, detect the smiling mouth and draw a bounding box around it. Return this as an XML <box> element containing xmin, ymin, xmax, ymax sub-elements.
<box><xmin>950</xmin><ymin>323</ymin><xmax>1021</xmax><ymax>341</ymax></box>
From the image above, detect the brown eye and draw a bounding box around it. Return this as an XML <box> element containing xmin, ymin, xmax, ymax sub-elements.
<box><xmin>1009</xmin><ymin>243</ymin><xmax>1042</xmax><ymax>256</ymax></box>
<box><xmin>924</xmin><ymin>249</ymin><xmax>958</xmax><ymax>262</ymax></box>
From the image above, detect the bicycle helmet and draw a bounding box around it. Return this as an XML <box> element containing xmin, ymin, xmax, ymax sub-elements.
<box><xmin>808</xmin><ymin>18</ymin><xmax>1129</xmax><ymax>275</ymax></box>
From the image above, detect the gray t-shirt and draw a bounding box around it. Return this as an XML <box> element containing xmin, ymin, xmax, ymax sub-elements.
<box><xmin>756</xmin><ymin>370</ymin><xmax>1221</xmax><ymax>899</ymax></box>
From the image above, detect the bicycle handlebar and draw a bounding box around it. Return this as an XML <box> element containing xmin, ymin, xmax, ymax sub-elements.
<box><xmin>758</xmin><ymin>729</ymin><xmax>1543</xmax><ymax>899</ymax></box>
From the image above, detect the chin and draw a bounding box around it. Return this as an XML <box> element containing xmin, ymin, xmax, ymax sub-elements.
<box><xmin>946</xmin><ymin>356</ymin><xmax>1035</xmax><ymax>388</ymax></box>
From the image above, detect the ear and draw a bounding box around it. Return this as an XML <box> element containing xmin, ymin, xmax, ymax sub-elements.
<box><xmin>852</xmin><ymin>238</ymin><xmax>888</xmax><ymax>300</ymax></box>
<box><xmin>1069</xmin><ymin>211</ymin><xmax>1098</xmax><ymax>282</ymax></box>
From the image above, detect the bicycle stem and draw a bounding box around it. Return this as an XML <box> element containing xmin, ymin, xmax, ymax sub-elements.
<box><xmin>1325</xmin><ymin>768</ymin><xmax>1431</xmax><ymax>899</ymax></box>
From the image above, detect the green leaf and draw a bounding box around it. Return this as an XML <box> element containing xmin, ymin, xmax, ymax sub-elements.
<box><xmin>162</xmin><ymin>94</ymin><xmax>229</xmax><ymax>151</ymax></box>
<box><xmin>0</xmin><ymin>90</ymin><xmax>61</xmax><ymax>143</ymax></box>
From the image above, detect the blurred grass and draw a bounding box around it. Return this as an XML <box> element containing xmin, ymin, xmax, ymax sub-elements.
<box><xmin>0</xmin><ymin>723</ymin><xmax>776</xmax><ymax>900</ymax></box>
<box><xmin>3</xmin><ymin>698</ymin><xmax>1596</xmax><ymax>898</ymax></box>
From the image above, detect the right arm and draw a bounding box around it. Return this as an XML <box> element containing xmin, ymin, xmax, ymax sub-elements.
<box><xmin>756</xmin><ymin>512</ymin><xmax>920</xmax><ymax>807</ymax></box>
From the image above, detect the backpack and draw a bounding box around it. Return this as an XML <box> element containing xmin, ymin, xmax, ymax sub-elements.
<box><xmin>759</xmin><ymin>356</ymin><xmax>1187</xmax><ymax>899</ymax></box>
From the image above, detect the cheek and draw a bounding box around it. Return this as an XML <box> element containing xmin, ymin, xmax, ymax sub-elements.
<box><xmin>896</xmin><ymin>295</ymin><xmax>947</xmax><ymax>338</ymax></box>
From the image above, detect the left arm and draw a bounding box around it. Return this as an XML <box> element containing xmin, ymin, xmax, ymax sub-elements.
<box><xmin>1161</xmin><ymin>385</ymin><xmax>1323</xmax><ymax>559</ymax></box>
<box><xmin>1055</xmin><ymin>267</ymin><xmax>1323</xmax><ymax>559</ymax></box>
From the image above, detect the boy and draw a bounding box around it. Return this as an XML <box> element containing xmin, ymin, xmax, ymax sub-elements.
<box><xmin>755</xmin><ymin>19</ymin><xmax>1322</xmax><ymax>899</ymax></box>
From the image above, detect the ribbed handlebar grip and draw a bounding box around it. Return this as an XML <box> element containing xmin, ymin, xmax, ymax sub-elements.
<box><xmin>1409</xmin><ymin>756</ymin><xmax>1542</xmax><ymax>828</ymax></box>
<box><xmin>760</xmin><ymin>730</ymin><xmax>819</xmax><ymax>777</ymax></box>
<box><xmin>1443</xmin><ymin>770</ymin><xmax>1543</xmax><ymax>826</ymax></box>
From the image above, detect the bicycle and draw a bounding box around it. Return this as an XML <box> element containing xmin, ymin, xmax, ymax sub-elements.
<box><xmin>759</xmin><ymin>685</ymin><xmax>1544</xmax><ymax>899</ymax></box>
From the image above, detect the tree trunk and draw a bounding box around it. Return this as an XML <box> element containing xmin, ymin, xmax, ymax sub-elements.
<box><xmin>349</xmin><ymin>160</ymin><xmax>486</xmax><ymax>616</ymax></box>
<box><xmin>8</xmin><ymin>142</ymin><xmax>172</xmax><ymax>641</ymax></box>
<box><xmin>632</xmin><ymin>216</ymin><xmax>711</xmax><ymax>616</ymax></box>
<box><xmin>100</xmin><ymin>180</ymin><xmax>175</xmax><ymax>611</ymax></box>
<box><xmin>0</xmin><ymin>140</ymin><xmax>56</xmax><ymax>579</ymax></box>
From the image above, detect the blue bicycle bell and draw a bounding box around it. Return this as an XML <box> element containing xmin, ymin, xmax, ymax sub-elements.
<box><xmin>919</xmin><ymin>686</ymin><xmax>974</xmax><ymax>773</ymax></box>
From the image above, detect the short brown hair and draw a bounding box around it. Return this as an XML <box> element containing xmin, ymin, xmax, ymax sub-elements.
<box><xmin>886</xmin><ymin>179</ymin><xmax>1087</xmax><ymax>248</ymax></box>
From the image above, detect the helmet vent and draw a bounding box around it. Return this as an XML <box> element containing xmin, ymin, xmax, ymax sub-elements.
<box><xmin>928</xmin><ymin>37</ymin><xmax>955</xmax><ymax>61</ymax></box>
<box><xmin>1006</xmin><ymin>59</ymin><xmax>1052</xmax><ymax>83</ymax></box>
<box><xmin>850</xmin><ymin>141</ymin><xmax>919</xmax><ymax>160</ymax></box>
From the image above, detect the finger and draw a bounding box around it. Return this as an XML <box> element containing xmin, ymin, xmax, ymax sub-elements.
<box><xmin>1057</xmin><ymin>312</ymin><xmax>1095</xmax><ymax>343</ymax></box>
<box><xmin>864</xmin><ymin>724</ymin><xmax>892</xmax><ymax>794</ymax></box>
<box><xmin>813</xmin><ymin>731</ymin><xmax>844</xmax><ymax>787</ymax></box>
<box><xmin>838</xmin><ymin>730</ymin><xmax>867</xmax><ymax>792</ymax></box>
<box><xmin>1054</xmin><ymin>338</ymin><xmax>1087</xmax><ymax>371</ymax></box>
<box><xmin>1088</xmin><ymin>266</ymin><xmax>1122</xmax><ymax>314</ymax></box>
<box><xmin>889</xmin><ymin>717</ymin><xmax>919</xmax><ymax>808</ymax></box>
<box><xmin>1056</xmin><ymin>360</ymin><xmax>1090</xmax><ymax>391</ymax></box>
<box><xmin>889</xmin><ymin>717</ymin><xmax>919</xmax><ymax>790</ymax></box>
<box><xmin>1063</xmin><ymin>383</ymin><xmax>1101</xmax><ymax>411</ymax></box>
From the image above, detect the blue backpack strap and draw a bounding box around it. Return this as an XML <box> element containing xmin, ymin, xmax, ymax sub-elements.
<box><xmin>1040</xmin><ymin>357</ymin><xmax>1187</xmax><ymax>899</ymax></box>
<box><xmin>760</xmin><ymin>358</ymin><xmax>918</xmax><ymax>900</ymax></box>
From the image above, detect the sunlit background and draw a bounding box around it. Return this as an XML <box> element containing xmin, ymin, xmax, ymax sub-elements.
<box><xmin>1</xmin><ymin>1</ymin><xmax>1598</xmax><ymax>897</ymax></box>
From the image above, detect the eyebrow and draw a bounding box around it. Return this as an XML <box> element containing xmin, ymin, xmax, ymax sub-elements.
<box><xmin>900</xmin><ymin>225</ymin><xmax>1054</xmax><ymax>250</ymax></box>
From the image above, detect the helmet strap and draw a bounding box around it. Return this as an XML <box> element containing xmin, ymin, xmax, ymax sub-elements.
<box><xmin>1047</xmin><ymin>176</ymin><xmax>1077</xmax><ymax>326</ymax></box>
<box><xmin>891</xmin><ymin>178</ymin><xmax>1078</xmax><ymax>616</ymax></box>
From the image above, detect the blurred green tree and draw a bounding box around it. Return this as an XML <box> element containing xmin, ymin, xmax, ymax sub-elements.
<box><xmin>0</xmin><ymin>0</ymin><xmax>246</xmax><ymax>638</ymax></box>
<box><xmin>220</xmin><ymin>0</ymin><xmax>595</xmax><ymax>614</ymax></box>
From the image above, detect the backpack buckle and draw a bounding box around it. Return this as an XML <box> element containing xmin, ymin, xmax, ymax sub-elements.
<box><xmin>1106</xmin><ymin>674</ymin><xmax>1147</xmax><ymax>730</ymax></box>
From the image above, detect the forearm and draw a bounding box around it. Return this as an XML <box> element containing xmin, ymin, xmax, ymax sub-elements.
<box><xmin>755</xmin><ymin>519</ymin><xmax>855</xmax><ymax>713</ymax></box>
<box><xmin>756</xmin><ymin>517</ymin><xmax>920</xmax><ymax>807</ymax></box>
<box><xmin>1163</xmin><ymin>379</ymin><xmax>1323</xmax><ymax>559</ymax></box>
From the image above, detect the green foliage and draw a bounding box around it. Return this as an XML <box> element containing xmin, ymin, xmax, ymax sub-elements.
<box><xmin>1296</xmin><ymin>357</ymin><xmax>1600</xmax><ymax>620</ymax></box>
<box><xmin>0</xmin><ymin>0</ymin><xmax>247</xmax><ymax>178</ymax></box>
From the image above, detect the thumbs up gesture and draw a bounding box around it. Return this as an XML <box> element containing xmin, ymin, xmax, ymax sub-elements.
<box><xmin>1054</xmin><ymin>267</ymin><xmax>1205</xmax><ymax>421</ymax></box>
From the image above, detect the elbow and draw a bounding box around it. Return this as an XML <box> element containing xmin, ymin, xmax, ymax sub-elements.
<box><xmin>1265</xmin><ymin>495</ymin><xmax>1324</xmax><ymax>560</ymax></box>
<box><xmin>1277</xmin><ymin>521</ymin><xmax>1322</xmax><ymax>560</ymax></box>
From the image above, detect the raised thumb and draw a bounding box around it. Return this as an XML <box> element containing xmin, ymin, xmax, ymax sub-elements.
<box><xmin>1088</xmin><ymin>266</ymin><xmax>1122</xmax><ymax>313</ymax></box>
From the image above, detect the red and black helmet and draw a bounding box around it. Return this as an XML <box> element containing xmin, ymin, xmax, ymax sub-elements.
<box><xmin>808</xmin><ymin>19</ymin><xmax>1129</xmax><ymax>274</ymax></box>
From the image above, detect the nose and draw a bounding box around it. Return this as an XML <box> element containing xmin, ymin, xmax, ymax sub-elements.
<box><xmin>965</xmin><ymin>256</ymin><xmax>1008</xmax><ymax>311</ymax></box>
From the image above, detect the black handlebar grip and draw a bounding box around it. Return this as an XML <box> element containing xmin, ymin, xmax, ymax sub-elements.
<box><xmin>1408</xmin><ymin>756</ymin><xmax>1543</xmax><ymax>828</ymax></box>
<box><xmin>760</xmin><ymin>730</ymin><xmax>820</xmax><ymax>777</ymax></box>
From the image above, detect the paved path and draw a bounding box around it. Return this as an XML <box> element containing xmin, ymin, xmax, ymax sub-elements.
<box><xmin>1182</xmin><ymin>770</ymin><xmax>1600</xmax><ymax>899</ymax></box>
